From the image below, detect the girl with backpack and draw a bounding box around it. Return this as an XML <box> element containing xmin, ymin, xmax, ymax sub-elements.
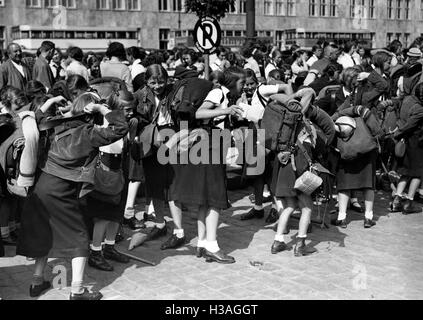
<box><xmin>171</xmin><ymin>66</ymin><xmax>245</xmax><ymax>264</ymax></box>
<box><xmin>238</xmin><ymin>68</ymin><xmax>293</xmax><ymax>223</ymax></box>
<box><xmin>270</xmin><ymin>88</ymin><xmax>336</xmax><ymax>257</ymax></box>
<box><xmin>16</xmin><ymin>91</ymin><xmax>129</xmax><ymax>300</ymax></box>
<box><xmin>81</xmin><ymin>90</ymin><xmax>135</xmax><ymax>272</ymax></box>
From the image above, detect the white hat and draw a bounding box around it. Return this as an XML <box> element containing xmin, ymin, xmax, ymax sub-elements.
<box><xmin>335</xmin><ymin>116</ymin><xmax>357</xmax><ymax>129</ymax></box>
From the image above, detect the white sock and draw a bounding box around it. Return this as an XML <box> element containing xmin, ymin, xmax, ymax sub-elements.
<box><xmin>135</xmin><ymin>211</ymin><xmax>144</xmax><ymax>221</ymax></box>
<box><xmin>254</xmin><ymin>205</ymin><xmax>263</xmax><ymax>211</ymax></box>
<box><xmin>365</xmin><ymin>211</ymin><xmax>374</xmax><ymax>220</ymax></box>
<box><xmin>156</xmin><ymin>222</ymin><xmax>166</xmax><ymax>229</ymax></box>
<box><xmin>124</xmin><ymin>208</ymin><xmax>135</xmax><ymax>220</ymax></box>
<box><xmin>274</xmin><ymin>235</ymin><xmax>285</xmax><ymax>243</ymax></box>
<box><xmin>173</xmin><ymin>229</ymin><xmax>185</xmax><ymax>239</ymax></box>
<box><xmin>205</xmin><ymin>241</ymin><xmax>220</xmax><ymax>253</ymax></box>
<box><xmin>90</xmin><ymin>245</ymin><xmax>102</xmax><ymax>252</ymax></box>
<box><xmin>105</xmin><ymin>240</ymin><xmax>115</xmax><ymax>246</ymax></box>
<box><xmin>197</xmin><ymin>239</ymin><xmax>207</xmax><ymax>248</ymax></box>
<box><xmin>351</xmin><ymin>198</ymin><xmax>359</xmax><ymax>204</ymax></box>
<box><xmin>338</xmin><ymin>211</ymin><xmax>347</xmax><ymax>221</ymax></box>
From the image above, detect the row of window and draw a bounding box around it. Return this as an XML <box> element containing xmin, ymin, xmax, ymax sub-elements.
<box><xmin>387</xmin><ymin>0</ymin><xmax>411</xmax><ymax>20</ymax></box>
<box><xmin>11</xmin><ymin>28</ymin><xmax>138</xmax><ymax>40</ymax></box>
<box><xmin>387</xmin><ymin>32</ymin><xmax>411</xmax><ymax>47</ymax></box>
<box><xmin>25</xmin><ymin>0</ymin><xmax>142</xmax><ymax>10</ymax></box>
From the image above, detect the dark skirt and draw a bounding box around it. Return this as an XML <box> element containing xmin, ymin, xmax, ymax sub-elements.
<box><xmin>16</xmin><ymin>172</ymin><xmax>90</xmax><ymax>259</ymax></box>
<box><xmin>81</xmin><ymin>195</ymin><xmax>124</xmax><ymax>223</ymax></box>
<box><xmin>397</xmin><ymin>135</ymin><xmax>423</xmax><ymax>179</ymax></box>
<box><xmin>168</xmin><ymin>128</ymin><xmax>230</xmax><ymax>210</ymax></box>
<box><xmin>336</xmin><ymin>150</ymin><xmax>377</xmax><ymax>191</ymax></box>
<box><xmin>269</xmin><ymin>146</ymin><xmax>310</xmax><ymax>199</ymax></box>
<box><xmin>142</xmin><ymin>153</ymin><xmax>174</xmax><ymax>201</ymax></box>
<box><xmin>127</xmin><ymin>155</ymin><xmax>145</xmax><ymax>183</ymax></box>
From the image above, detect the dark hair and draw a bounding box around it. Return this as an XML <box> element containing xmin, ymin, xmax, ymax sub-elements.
<box><xmin>106</xmin><ymin>42</ymin><xmax>127</xmax><ymax>61</ymax></box>
<box><xmin>240</xmin><ymin>47</ymin><xmax>253</xmax><ymax>59</ymax></box>
<box><xmin>145</xmin><ymin>64</ymin><xmax>168</xmax><ymax>82</ymax></box>
<box><xmin>209</xmin><ymin>70</ymin><xmax>225</xmax><ymax>84</ymax></box>
<box><xmin>388</xmin><ymin>40</ymin><xmax>402</xmax><ymax>54</ymax></box>
<box><xmin>268</xmin><ymin>69</ymin><xmax>284</xmax><ymax>81</ymax></box>
<box><xmin>182</xmin><ymin>49</ymin><xmax>198</xmax><ymax>64</ymax></box>
<box><xmin>40</xmin><ymin>41</ymin><xmax>55</xmax><ymax>53</ymax></box>
<box><xmin>66</xmin><ymin>74</ymin><xmax>89</xmax><ymax>94</ymax></box>
<box><xmin>312</xmin><ymin>45</ymin><xmax>321</xmax><ymax>53</ymax></box>
<box><xmin>372</xmin><ymin>52</ymin><xmax>391</xmax><ymax>70</ymax></box>
<box><xmin>221</xmin><ymin>66</ymin><xmax>245</xmax><ymax>90</ymax></box>
<box><xmin>0</xmin><ymin>86</ymin><xmax>29</xmax><ymax>112</ymax></box>
<box><xmin>244</xmin><ymin>68</ymin><xmax>258</xmax><ymax>84</ymax></box>
<box><xmin>215</xmin><ymin>46</ymin><xmax>227</xmax><ymax>57</ymax></box>
<box><xmin>67</xmin><ymin>46</ymin><xmax>84</xmax><ymax>62</ymax></box>
<box><xmin>127</xmin><ymin>46</ymin><xmax>146</xmax><ymax>61</ymax></box>
<box><xmin>343</xmin><ymin>41</ymin><xmax>356</xmax><ymax>53</ymax></box>
<box><xmin>323</xmin><ymin>62</ymin><xmax>343</xmax><ymax>78</ymax></box>
<box><xmin>107</xmin><ymin>89</ymin><xmax>134</xmax><ymax>111</ymax></box>
<box><xmin>292</xmin><ymin>50</ymin><xmax>306</xmax><ymax>60</ymax></box>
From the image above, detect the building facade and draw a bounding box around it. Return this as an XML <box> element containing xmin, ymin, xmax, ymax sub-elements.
<box><xmin>0</xmin><ymin>0</ymin><xmax>422</xmax><ymax>52</ymax></box>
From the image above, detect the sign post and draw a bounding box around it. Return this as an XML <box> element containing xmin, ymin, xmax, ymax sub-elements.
<box><xmin>193</xmin><ymin>16</ymin><xmax>222</xmax><ymax>80</ymax></box>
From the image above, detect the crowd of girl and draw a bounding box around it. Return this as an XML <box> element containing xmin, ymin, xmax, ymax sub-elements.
<box><xmin>1</xmin><ymin>37</ymin><xmax>423</xmax><ymax>300</ymax></box>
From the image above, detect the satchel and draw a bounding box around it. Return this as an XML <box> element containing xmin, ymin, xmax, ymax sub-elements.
<box><xmin>337</xmin><ymin>117</ymin><xmax>378</xmax><ymax>161</ymax></box>
<box><xmin>90</xmin><ymin>154</ymin><xmax>125</xmax><ymax>205</ymax></box>
<box><xmin>395</xmin><ymin>139</ymin><xmax>406</xmax><ymax>158</ymax></box>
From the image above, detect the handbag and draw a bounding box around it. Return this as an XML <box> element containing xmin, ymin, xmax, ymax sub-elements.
<box><xmin>395</xmin><ymin>138</ymin><xmax>406</xmax><ymax>158</ymax></box>
<box><xmin>294</xmin><ymin>140</ymin><xmax>325</xmax><ymax>196</ymax></box>
<box><xmin>337</xmin><ymin>117</ymin><xmax>378</xmax><ymax>161</ymax></box>
<box><xmin>90</xmin><ymin>153</ymin><xmax>125</xmax><ymax>205</ymax></box>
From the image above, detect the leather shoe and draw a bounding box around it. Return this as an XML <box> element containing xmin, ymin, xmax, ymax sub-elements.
<box><xmin>364</xmin><ymin>219</ymin><xmax>376</xmax><ymax>228</ymax></box>
<box><xmin>240</xmin><ymin>208</ymin><xmax>264</xmax><ymax>221</ymax></box>
<box><xmin>265</xmin><ymin>208</ymin><xmax>279</xmax><ymax>224</ymax></box>
<box><xmin>331</xmin><ymin>218</ymin><xmax>348</xmax><ymax>229</ymax></box>
<box><xmin>294</xmin><ymin>238</ymin><xmax>317</xmax><ymax>257</ymax></box>
<box><xmin>402</xmin><ymin>200</ymin><xmax>422</xmax><ymax>215</ymax></box>
<box><xmin>88</xmin><ymin>251</ymin><xmax>114</xmax><ymax>272</ymax></box>
<box><xmin>196</xmin><ymin>247</ymin><xmax>206</xmax><ymax>258</ymax></box>
<box><xmin>204</xmin><ymin>250</ymin><xmax>236</xmax><ymax>264</ymax></box>
<box><xmin>103</xmin><ymin>245</ymin><xmax>130</xmax><ymax>263</ymax></box>
<box><xmin>161</xmin><ymin>235</ymin><xmax>186</xmax><ymax>250</ymax></box>
<box><xmin>123</xmin><ymin>217</ymin><xmax>145</xmax><ymax>230</ymax></box>
<box><xmin>30</xmin><ymin>281</ymin><xmax>51</xmax><ymax>298</ymax></box>
<box><xmin>70</xmin><ymin>288</ymin><xmax>103</xmax><ymax>301</ymax></box>
<box><xmin>146</xmin><ymin>225</ymin><xmax>167</xmax><ymax>241</ymax></box>
<box><xmin>350</xmin><ymin>201</ymin><xmax>364</xmax><ymax>213</ymax></box>
<box><xmin>271</xmin><ymin>241</ymin><xmax>287</xmax><ymax>254</ymax></box>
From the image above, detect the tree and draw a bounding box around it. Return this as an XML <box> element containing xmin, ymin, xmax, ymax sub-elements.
<box><xmin>185</xmin><ymin>0</ymin><xmax>236</xmax><ymax>20</ymax></box>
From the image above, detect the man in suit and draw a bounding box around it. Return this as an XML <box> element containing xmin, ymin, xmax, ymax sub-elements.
<box><xmin>33</xmin><ymin>41</ymin><xmax>56</xmax><ymax>91</ymax></box>
<box><xmin>0</xmin><ymin>43</ymin><xmax>32</xmax><ymax>91</ymax></box>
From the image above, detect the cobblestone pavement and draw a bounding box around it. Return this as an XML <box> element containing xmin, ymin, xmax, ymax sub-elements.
<box><xmin>1</xmin><ymin>187</ymin><xmax>423</xmax><ymax>300</ymax></box>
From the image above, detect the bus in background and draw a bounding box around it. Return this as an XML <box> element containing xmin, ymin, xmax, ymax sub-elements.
<box><xmin>11</xmin><ymin>25</ymin><xmax>140</xmax><ymax>53</ymax></box>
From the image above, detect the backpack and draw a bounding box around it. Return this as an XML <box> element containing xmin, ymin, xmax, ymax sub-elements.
<box><xmin>168</xmin><ymin>77</ymin><xmax>214</xmax><ymax>128</ymax></box>
<box><xmin>0</xmin><ymin>116</ymin><xmax>29</xmax><ymax>198</ymax></box>
<box><xmin>260</xmin><ymin>99</ymin><xmax>304</xmax><ymax>152</ymax></box>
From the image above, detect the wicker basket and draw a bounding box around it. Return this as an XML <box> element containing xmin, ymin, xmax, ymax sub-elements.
<box><xmin>294</xmin><ymin>170</ymin><xmax>323</xmax><ymax>196</ymax></box>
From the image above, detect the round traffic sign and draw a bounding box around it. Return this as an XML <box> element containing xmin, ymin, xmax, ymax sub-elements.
<box><xmin>193</xmin><ymin>16</ymin><xmax>222</xmax><ymax>54</ymax></box>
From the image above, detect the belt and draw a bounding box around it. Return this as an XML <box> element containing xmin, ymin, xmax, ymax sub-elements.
<box><xmin>99</xmin><ymin>152</ymin><xmax>122</xmax><ymax>171</ymax></box>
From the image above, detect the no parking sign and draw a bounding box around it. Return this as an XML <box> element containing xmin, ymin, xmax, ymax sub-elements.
<box><xmin>193</xmin><ymin>16</ymin><xmax>222</xmax><ymax>54</ymax></box>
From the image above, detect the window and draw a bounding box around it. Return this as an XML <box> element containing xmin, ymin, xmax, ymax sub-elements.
<box><xmin>395</xmin><ymin>33</ymin><xmax>401</xmax><ymax>40</ymax></box>
<box><xmin>396</xmin><ymin>0</ymin><xmax>402</xmax><ymax>19</ymax></box>
<box><xmin>421</xmin><ymin>0</ymin><xmax>423</xmax><ymax>19</ymax></box>
<box><xmin>387</xmin><ymin>33</ymin><xmax>393</xmax><ymax>45</ymax></box>
<box><xmin>26</xmin><ymin>0</ymin><xmax>41</xmax><ymax>7</ymax></box>
<box><xmin>173</xmin><ymin>0</ymin><xmax>184</xmax><ymax>11</ymax></box>
<box><xmin>369</xmin><ymin>0</ymin><xmax>375</xmax><ymax>18</ymax></box>
<box><xmin>404</xmin><ymin>0</ymin><xmax>410</xmax><ymax>19</ymax></box>
<box><xmin>159</xmin><ymin>0</ymin><xmax>169</xmax><ymax>11</ymax></box>
<box><xmin>329</xmin><ymin>0</ymin><xmax>337</xmax><ymax>16</ymax></box>
<box><xmin>387</xmin><ymin>0</ymin><xmax>393</xmax><ymax>19</ymax></box>
<box><xmin>127</xmin><ymin>0</ymin><xmax>141</xmax><ymax>10</ymax></box>
<box><xmin>239</xmin><ymin>0</ymin><xmax>246</xmax><ymax>14</ymax></box>
<box><xmin>309</xmin><ymin>0</ymin><xmax>317</xmax><ymax>16</ymax></box>
<box><xmin>112</xmin><ymin>0</ymin><xmax>125</xmax><ymax>10</ymax></box>
<box><xmin>320</xmin><ymin>0</ymin><xmax>327</xmax><ymax>16</ymax></box>
<box><xmin>96</xmin><ymin>0</ymin><xmax>110</xmax><ymax>9</ymax></box>
<box><xmin>287</xmin><ymin>0</ymin><xmax>296</xmax><ymax>16</ymax></box>
<box><xmin>275</xmin><ymin>0</ymin><xmax>285</xmax><ymax>15</ymax></box>
<box><xmin>264</xmin><ymin>0</ymin><xmax>273</xmax><ymax>15</ymax></box>
<box><xmin>0</xmin><ymin>0</ymin><xmax>4</xmax><ymax>7</ymax></box>
<box><xmin>159</xmin><ymin>29</ymin><xmax>170</xmax><ymax>50</ymax></box>
<box><xmin>404</xmin><ymin>33</ymin><xmax>410</xmax><ymax>47</ymax></box>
